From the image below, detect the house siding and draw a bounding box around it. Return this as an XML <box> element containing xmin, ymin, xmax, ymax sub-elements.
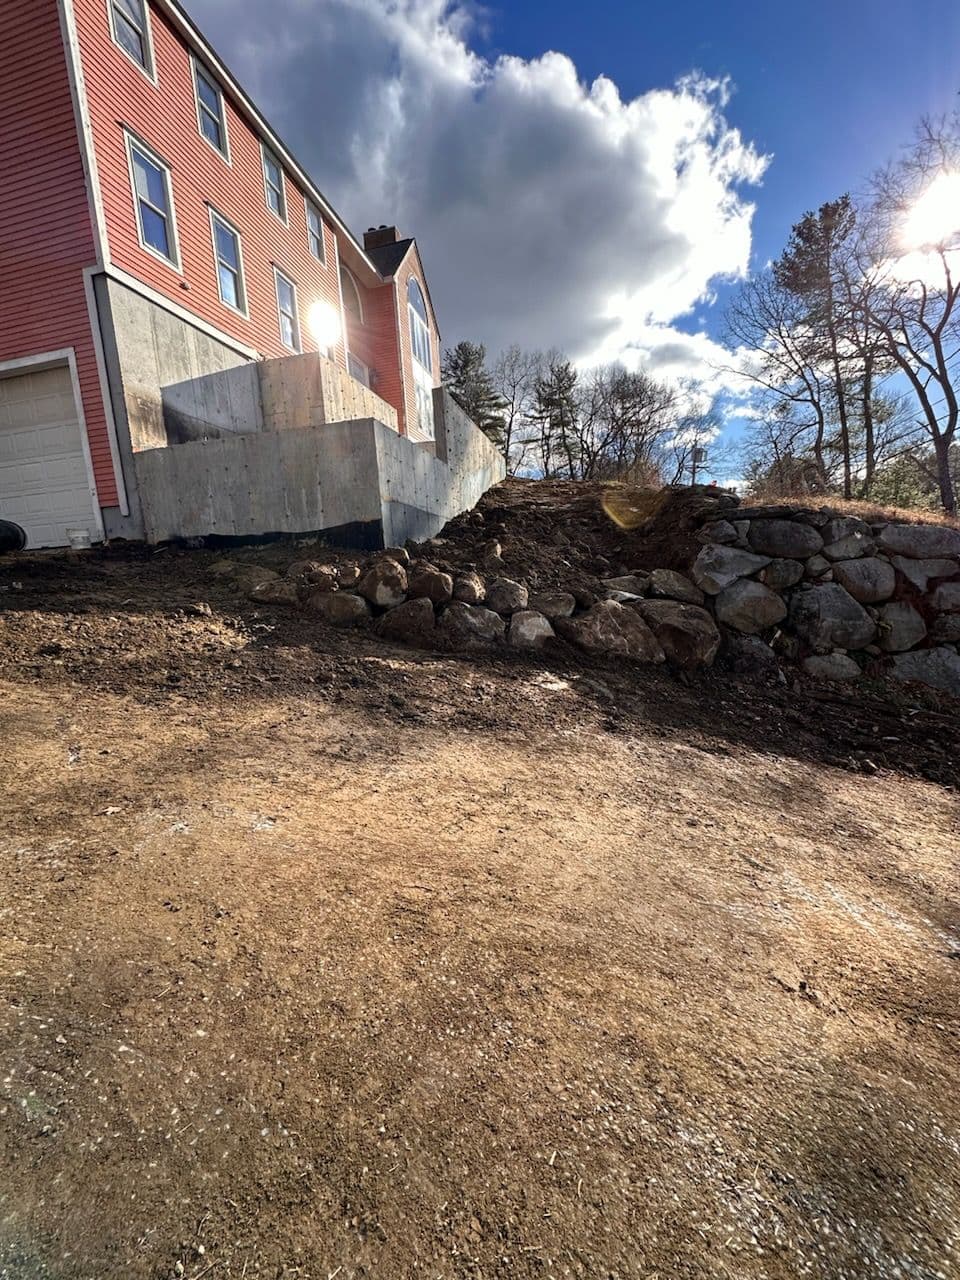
<box><xmin>393</xmin><ymin>250</ymin><xmax>442</xmax><ymax>442</ymax></box>
<box><xmin>73</xmin><ymin>0</ymin><xmax>347</xmax><ymax>369</ymax></box>
<box><xmin>347</xmin><ymin>281</ymin><xmax>405</xmax><ymax>432</ymax></box>
<box><xmin>0</xmin><ymin>0</ymin><xmax>118</xmax><ymax>507</ymax></box>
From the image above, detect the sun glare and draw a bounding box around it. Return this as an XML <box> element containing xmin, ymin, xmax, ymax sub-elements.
<box><xmin>902</xmin><ymin>171</ymin><xmax>960</xmax><ymax>249</ymax></box>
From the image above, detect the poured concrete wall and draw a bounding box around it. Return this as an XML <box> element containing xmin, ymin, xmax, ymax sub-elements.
<box><xmin>134</xmin><ymin>392</ymin><xmax>505</xmax><ymax>547</ymax></box>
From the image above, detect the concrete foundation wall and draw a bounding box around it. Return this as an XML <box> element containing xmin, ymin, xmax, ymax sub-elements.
<box><xmin>102</xmin><ymin>278</ymin><xmax>251</xmax><ymax>452</ymax></box>
<box><xmin>134</xmin><ymin>392</ymin><xmax>505</xmax><ymax>547</ymax></box>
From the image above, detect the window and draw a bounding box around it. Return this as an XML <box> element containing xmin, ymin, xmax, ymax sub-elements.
<box><xmin>407</xmin><ymin>278</ymin><xmax>432</xmax><ymax>372</ymax></box>
<box><xmin>109</xmin><ymin>0</ymin><xmax>153</xmax><ymax>76</ymax></box>
<box><xmin>340</xmin><ymin>267</ymin><xmax>363</xmax><ymax>326</ymax></box>
<box><xmin>126</xmin><ymin>135</ymin><xmax>178</xmax><ymax>266</ymax></box>
<box><xmin>306</xmin><ymin>201</ymin><xmax>325</xmax><ymax>261</ymax></box>
<box><xmin>274</xmin><ymin>270</ymin><xmax>301</xmax><ymax>351</ymax></box>
<box><xmin>262</xmin><ymin>147</ymin><xmax>286</xmax><ymax>222</ymax></box>
<box><xmin>209</xmin><ymin>210</ymin><xmax>245</xmax><ymax>313</ymax></box>
<box><xmin>348</xmin><ymin>353</ymin><xmax>371</xmax><ymax>388</ymax></box>
<box><xmin>194</xmin><ymin>60</ymin><xmax>229</xmax><ymax>159</ymax></box>
<box><xmin>407</xmin><ymin>278</ymin><xmax>434</xmax><ymax>438</ymax></box>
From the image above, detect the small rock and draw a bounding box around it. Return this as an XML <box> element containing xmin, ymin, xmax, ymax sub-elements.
<box><xmin>376</xmin><ymin>596</ymin><xmax>436</xmax><ymax>645</ymax></box>
<box><xmin>359</xmin><ymin>559</ymin><xmax>408</xmax><ymax>609</ymax></box>
<box><xmin>601</xmin><ymin>574</ymin><xmax>650</xmax><ymax>595</ymax></box>
<box><xmin>633</xmin><ymin>600</ymin><xmax>720</xmax><ymax>668</ymax></box>
<box><xmin>407</xmin><ymin>563</ymin><xmax>454</xmax><ymax>604</ymax></box>
<box><xmin>453</xmin><ymin>572</ymin><xmax>485</xmax><ymax>605</ymax></box>
<box><xmin>697</xmin><ymin>519</ymin><xmax>738</xmax><ymax>545</ymax></box>
<box><xmin>803</xmin><ymin>653</ymin><xmax>862</xmax><ymax>681</ymax></box>
<box><xmin>439</xmin><ymin>601</ymin><xmax>505</xmax><ymax>646</ymax></box>
<box><xmin>646</xmin><ymin>568</ymin><xmax>704</xmax><ymax>606</ymax></box>
<box><xmin>804</xmin><ymin>554</ymin><xmax>832</xmax><ymax>580</ymax></box>
<box><xmin>832</xmin><ymin>557</ymin><xmax>896</xmax><ymax>604</ymax></box>
<box><xmin>760</xmin><ymin>559</ymin><xmax>805</xmax><ymax>591</ymax></box>
<box><xmin>891</xmin><ymin>646</ymin><xmax>960</xmax><ymax>698</ymax></box>
<box><xmin>721</xmin><ymin>630</ymin><xmax>781</xmax><ymax>677</ymax></box>
<box><xmin>185</xmin><ymin>601</ymin><xmax>213</xmax><ymax>617</ymax></box>
<box><xmin>486</xmin><ymin>577</ymin><xmax>528</xmax><ymax>615</ymax></box>
<box><xmin>291</xmin><ymin>563</ymin><xmax>339</xmax><ymax>596</ymax></box>
<box><xmin>878</xmin><ymin>524</ymin><xmax>960</xmax><ymax>560</ymax></box>
<box><xmin>207</xmin><ymin>559</ymin><xmax>237</xmax><ymax>577</ymax></box>
<box><xmin>747</xmin><ymin>519</ymin><xmax>824</xmax><ymax>559</ymax></box>
<box><xmin>931</xmin><ymin>614</ymin><xmax>960</xmax><ymax>643</ymax></box>
<box><xmin>556</xmin><ymin>600</ymin><xmax>665</xmax><ymax>663</ymax></box>
<box><xmin>248</xmin><ymin>579</ymin><xmax>299</xmax><ymax>606</ymax></box>
<box><xmin>381</xmin><ymin>545</ymin><xmax>411</xmax><ymax>566</ymax></box>
<box><xmin>931</xmin><ymin>581</ymin><xmax>960</xmax><ymax>612</ymax></box>
<box><xmin>305</xmin><ymin>591</ymin><xmax>371</xmax><ymax>626</ymax></box>
<box><xmin>527</xmin><ymin>590</ymin><xmax>577</xmax><ymax>619</ymax></box>
<box><xmin>481</xmin><ymin>540</ymin><xmax>505</xmax><ymax>571</ymax></box>
<box><xmin>508</xmin><ymin>610</ymin><xmax>556</xmax><ymax>649</ymax></box>
<box><xmin>878</xmin><ymin>601</ymin><xmax>927</xmax><ymax>653</ymax></box>
<box><xmin>714</xmin><ymin>579</ymin><xmax>787</xmax><ymax>634</ymax></box>
<box><xmin>690</xmin><ymin>544</ymin><xmax>771</xmax><ymax>595</ymax></box>
<box><xmin>235</xmin><ymin>565</ymin><xmax>280</xmax><ymax>588</ymax></box>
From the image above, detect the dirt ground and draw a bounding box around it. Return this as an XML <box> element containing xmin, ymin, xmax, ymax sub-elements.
<box><xmin>2</xmin><ymin>532</ymin><xmax>960</xmax><ymax>1280</ymax></box>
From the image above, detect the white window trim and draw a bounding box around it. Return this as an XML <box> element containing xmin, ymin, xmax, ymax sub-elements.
<box><xmin>208</xmin><ymin>206</ymin><xmax>247</xmax><ymax>317</ymax></box>
<box><xmin>105</xmin><ymin>0</ymin><xmax>157</xmax><ymax>85</ymax></box>
<box><xmin>123</xmin><ymin>129</ymin><xmax>181</xmax><ymax>272</ymax></box>
<box><xmin>261</xmin><ymin>144</ymin><xmax>288</xmax><ymax>226</ymax></box>
<box><xmin>191</xmin><ymin>55</ymin><xmax>231</xmax><ymax>164</ymax></box>
<box><xmin>340</xmin><ymin>266</ymin><xmax>364</xmax><ymax>326</ymax></box>
<box><xmin>273</xmin><ymin>268</ymin><xmax>301</xmax><ymax>352</ymax></box>
<box><xmin>304</xmin><ymin>197</ymin><xmax>326</xmax><ymax>263</ymax></box>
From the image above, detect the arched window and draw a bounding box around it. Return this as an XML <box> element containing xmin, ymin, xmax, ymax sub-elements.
<box><xmin>407</xmin><ymin>278</ymin><xmax>431</xmax><ymax>373</ymax></box>
<box><xmin>407</xmin><ymin>277</ymin><xmax>434</xmax><ymax>439</ymax></box>
<box><xmin>340</xmin><ymin>266</ymin><xmax>363</xmax><ymax>325</ymax></box>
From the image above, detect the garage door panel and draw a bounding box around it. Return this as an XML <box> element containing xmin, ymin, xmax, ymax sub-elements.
<box><xmin>0</xmin><ymin>365</ymin><xmax>99</xmax><ymax>548</ymax></box>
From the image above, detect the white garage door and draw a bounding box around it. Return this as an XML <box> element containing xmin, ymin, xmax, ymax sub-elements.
<box><xmin>0</xmin><ymin>365</ymin><xmax>99</xmax><ymax>548</ymax></box>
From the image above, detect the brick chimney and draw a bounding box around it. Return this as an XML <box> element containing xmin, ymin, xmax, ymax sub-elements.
<box><xmin>363</xmin><ymin>225</ymin><xmax>403</xmax><ymax>250</ymax></box>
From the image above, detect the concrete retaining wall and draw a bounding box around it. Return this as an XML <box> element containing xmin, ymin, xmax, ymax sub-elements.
<box><xmin>134</xmin><ymin>390</ymin><xmax>505</xmax><ymax>547</ymax></box>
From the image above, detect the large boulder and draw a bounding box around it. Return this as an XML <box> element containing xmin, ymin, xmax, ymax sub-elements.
<box><xmin>803</xmin><ymin>653</ymin><xmax>862</xmax><ymax>681</ymax></box>
<box><xmin>890</xmin><ymin>556</ymin><xmax>959</xmax><ymax>592</ymax></box>
<box><xmin>486</xmin><ymin>577</ymin><xmax>528</xmax><ymax>615</ymax></box>
<box><xmin>307</xmin><ymin>591</ymin><xmax>371</xmax><ymax>627</ymax></box>
<box><xmin>453</xmin><ymin>572</ymin><xmax>485</xmax><ymax>605</ymax></box>
<box><xmin>821</xmin><ymin>517</ymin><xmax>875</xmax><ymax>561</ymax></box>
<box><xmin>508</xmin><ymin>610</ymin><xmax>556</xmax><ymax>649</ymax></box>
<box><xmin>633</xmin><ymin>600</ymin><xmax>720</xmax><ymax>668</ymax></box>
<box><xmin>721</xmin><ymin>630</ymin><xmax>781</xmax><ymax>678</ymax></box>
<box><xmin>407</xmin><ymin>563</ymin><xmax>454</xmax><ymax>604</ymax></box>
<box><xmin>439</xmin><ymin>601</ymin><xmax>505</xmax><ymax>646</ymax></box>
<box><xmin>527</xmin><ymin>590</ymin><xmax>577</xmax><ymax>619</ymax></box>
<box><xmin>832</xmin><ymin>557</ymin><xmax>896</xmax><ymax>604</ymax></box>
<box><xmin>690</xmin><ymin>544</ymin><xmax>771</xmax><ymax>595</ymax></box>
<box><xmin>878</xmin><ymin>601</ymin><xmax>927</xmax><ymax>653</ymax></box>
<box><xmin>376</xmin><ymin>596</ymin><xmax>436</xmax><ymax>645</ymax></box>
<box><xmin>760</xmin><ymin>559</ymin><xmax>805</xmax><ymax>591</ymax></box>
<box><xmin>788</xmin><ymin>584</ymin><xmax>876</xmax><ymax>652</ymax></box>
<box><xmin>747</xmin><ymin>519</ymin><xmax>823</xmax><ymax>559</ymax></box>
<box><xmin>359</xmin><ymin>559</ymin><xmax>408</xmax><ymax>608</ymax></box>
<box><xmin>931</xmin><ymin>581</ymin><xmax>960</xmax><ymax>612</ymax></box>
<box><xmin>714</xmin><ymin>579</ymin><xmax>787</xmax><ymax>635</ymax></box>
<box><xmin>891</xmin><ymin>647</ymin><xmax>960</xmax><ymax>698</ymax></box>
<box><xmin>646</xmin><ymin>569</ymin><xmax>704</xmax><ymax>606</ymax></box>
<box><xmin>878</xmin><ymin>524</ymin><xmax>960</xmax><ymax>560</ymax></box>
<box><xmin>556</xmin><ymin>600</ymin><xmax>665</xmax><ymax>663</ymax></box>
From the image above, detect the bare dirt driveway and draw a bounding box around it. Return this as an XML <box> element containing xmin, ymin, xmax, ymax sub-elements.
<box><xmin>1</xmin><ymin>548</ymin><xmax>960</xmax><ymax>1280</ymax></box>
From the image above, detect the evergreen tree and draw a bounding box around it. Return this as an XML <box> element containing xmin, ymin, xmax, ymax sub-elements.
<box><xmin>441</xmin><ymin>341</ymin><xmax>507</xmax><ymax>448</ymax></box>
<box><xmin>533</xmin><ymin>358</ymin><xmax>580</xmax><ymax>479</ymax></box>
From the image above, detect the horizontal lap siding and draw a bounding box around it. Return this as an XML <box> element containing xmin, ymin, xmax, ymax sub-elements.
<box><xmin>75</xmin><ymin>0</ymin><xmax>346</xmax><ymax>367</ymax></box>
<box><xmin>0</xmin><ymin>0</ymin><xmax>117</xmax><ymax>506</ymax></box>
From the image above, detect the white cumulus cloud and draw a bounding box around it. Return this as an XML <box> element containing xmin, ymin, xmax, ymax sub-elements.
<box><xmin>189</xmin><ymin>0</ymin><xmax>768</xmax><ymax>380</ymax></box>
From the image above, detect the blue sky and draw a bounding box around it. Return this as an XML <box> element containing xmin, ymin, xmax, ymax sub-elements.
<box><xmin>480</xmin><ymin>0</ymin><xmax>960</xmax><ymax>274</ymax></box>
<box><xmin>191</xmin><ymin>0</ymin><xmax>960</xmax><ymax>475</ymax></box>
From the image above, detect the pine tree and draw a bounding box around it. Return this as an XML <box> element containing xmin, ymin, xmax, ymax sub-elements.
<box><xmin>441</xmin><ymin>341</ymin><xmax>507</xmax><ymax>448</ymax></box>
<box><xmin>533</xmin><ymin>358</ymin><xmax>580</xmax><ymax>479</ymax></box>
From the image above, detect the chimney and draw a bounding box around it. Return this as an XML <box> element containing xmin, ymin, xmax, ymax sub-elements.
<box><xmin>363</xmin><ymin>224</ymin><xmax>402</xmax><ymax>250</ymax></box>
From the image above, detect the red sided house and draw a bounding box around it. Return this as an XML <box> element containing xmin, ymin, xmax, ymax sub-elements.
<box><xmin>0</xmin><ymin>0</ymin><xmax>503</xmax><ymax>549</ymax></box>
